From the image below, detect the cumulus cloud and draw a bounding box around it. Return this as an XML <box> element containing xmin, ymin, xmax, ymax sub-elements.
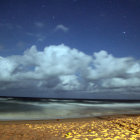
<box><xmin>0</xmin><ymin>44</ymin><xmax>140</xmax><ymax>96</ymax></box>
<box><xmin>55</xmin><ymin>24</ymin><xmax>69</xmax><ymax>32</ymax></box>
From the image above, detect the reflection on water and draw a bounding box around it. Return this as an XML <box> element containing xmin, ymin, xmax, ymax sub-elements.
<box><xmin>0</xmin><ymin>97</ymin><xmax>140</xmax><ymax>120</ymax></box>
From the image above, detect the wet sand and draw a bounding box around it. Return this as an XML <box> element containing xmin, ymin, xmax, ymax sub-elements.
<box><xmin>0</xmin><ymin>114</ymin><xmax>140</xmax><ymax>140</ymax></box>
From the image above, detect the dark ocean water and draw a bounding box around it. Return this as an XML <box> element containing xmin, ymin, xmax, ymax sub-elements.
<box><xmin>0</xmin><ymin>97</ymin><xmax>140</xmax><ymax>120</ymax></box>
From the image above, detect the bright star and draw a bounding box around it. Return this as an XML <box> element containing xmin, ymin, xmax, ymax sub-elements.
<box><xmin>122</xmin><ymin>31</ymin><xmax>126</xmax><ymax>34</ymax></box>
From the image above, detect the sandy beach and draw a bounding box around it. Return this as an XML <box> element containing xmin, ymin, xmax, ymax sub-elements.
<box><xmin>0</xmin><ymin>114</ymin><xmax>140</xmax><ymax>140</ymax></box>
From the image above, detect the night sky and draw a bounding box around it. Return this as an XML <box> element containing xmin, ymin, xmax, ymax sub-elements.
<box><xmin>0</xmin><ymin>0</ymin><xmax>140</xmax><ymax>99</ymax></box>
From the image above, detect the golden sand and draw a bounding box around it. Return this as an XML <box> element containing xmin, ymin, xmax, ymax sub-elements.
<box><xmin>0</xmin><ymin>114</ymin><xmax>140</xmax><ymax>140</ymax></box>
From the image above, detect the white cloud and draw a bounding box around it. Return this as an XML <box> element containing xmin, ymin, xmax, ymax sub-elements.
<box><xmin>55</xmin><ymin>24</ymin><xmax>69</xmax><ymax>32</ymax></box>
<box><xmin>87</xmin><ymin>50</ymin><xmax>134</xmax><ymax>80</ymax></box>
<box><xmin>0</xmin><ymin>44</ymin><xmax>140</xmax><ymax>96</ymax></box>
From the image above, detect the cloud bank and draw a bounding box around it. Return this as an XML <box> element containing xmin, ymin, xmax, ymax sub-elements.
<box><xmin>0</xmin><ymin>44</ymin><xmax>140</xmax><ymax>96</ymax></box>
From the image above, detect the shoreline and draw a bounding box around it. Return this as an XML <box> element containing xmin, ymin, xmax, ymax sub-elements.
<box><xmin>0</xmin><ymin>113</ymin><xmax>140</xmax><ymax>123</ymax></box>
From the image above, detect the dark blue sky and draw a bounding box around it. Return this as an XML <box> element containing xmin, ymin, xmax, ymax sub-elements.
<box><xmin>0</xmin><ymin>0</ymin><xmax>140</xmax><ymax>58</ymax></box>
<box><xmin>0</xmin><ymin>0</ymin><xmax>140</xmax><ymax>99</ymax></box>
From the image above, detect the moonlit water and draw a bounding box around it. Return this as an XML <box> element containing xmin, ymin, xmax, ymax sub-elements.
<box><xmin>0</xmin><ymin>97</ymin><xmax>140</xmax><ymax>120</ymax></box>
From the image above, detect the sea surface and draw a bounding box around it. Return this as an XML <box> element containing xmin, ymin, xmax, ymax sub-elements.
<box><xmin>0</xmin><ymin>97</ymin><xmax>140</xmax><ymax>120</ymax></box>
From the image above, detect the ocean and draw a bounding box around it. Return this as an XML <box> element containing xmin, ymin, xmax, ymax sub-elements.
<box><xmin>0</xmin><ymin>97</ymin><xmax>140</xmax><ymax>120</ymax></box>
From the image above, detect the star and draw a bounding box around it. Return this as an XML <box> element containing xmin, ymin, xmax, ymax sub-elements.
<box><xmin>122</xmin><ymin>31</ymin><xmax>126</xmax><ymax>34</ymax></box>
